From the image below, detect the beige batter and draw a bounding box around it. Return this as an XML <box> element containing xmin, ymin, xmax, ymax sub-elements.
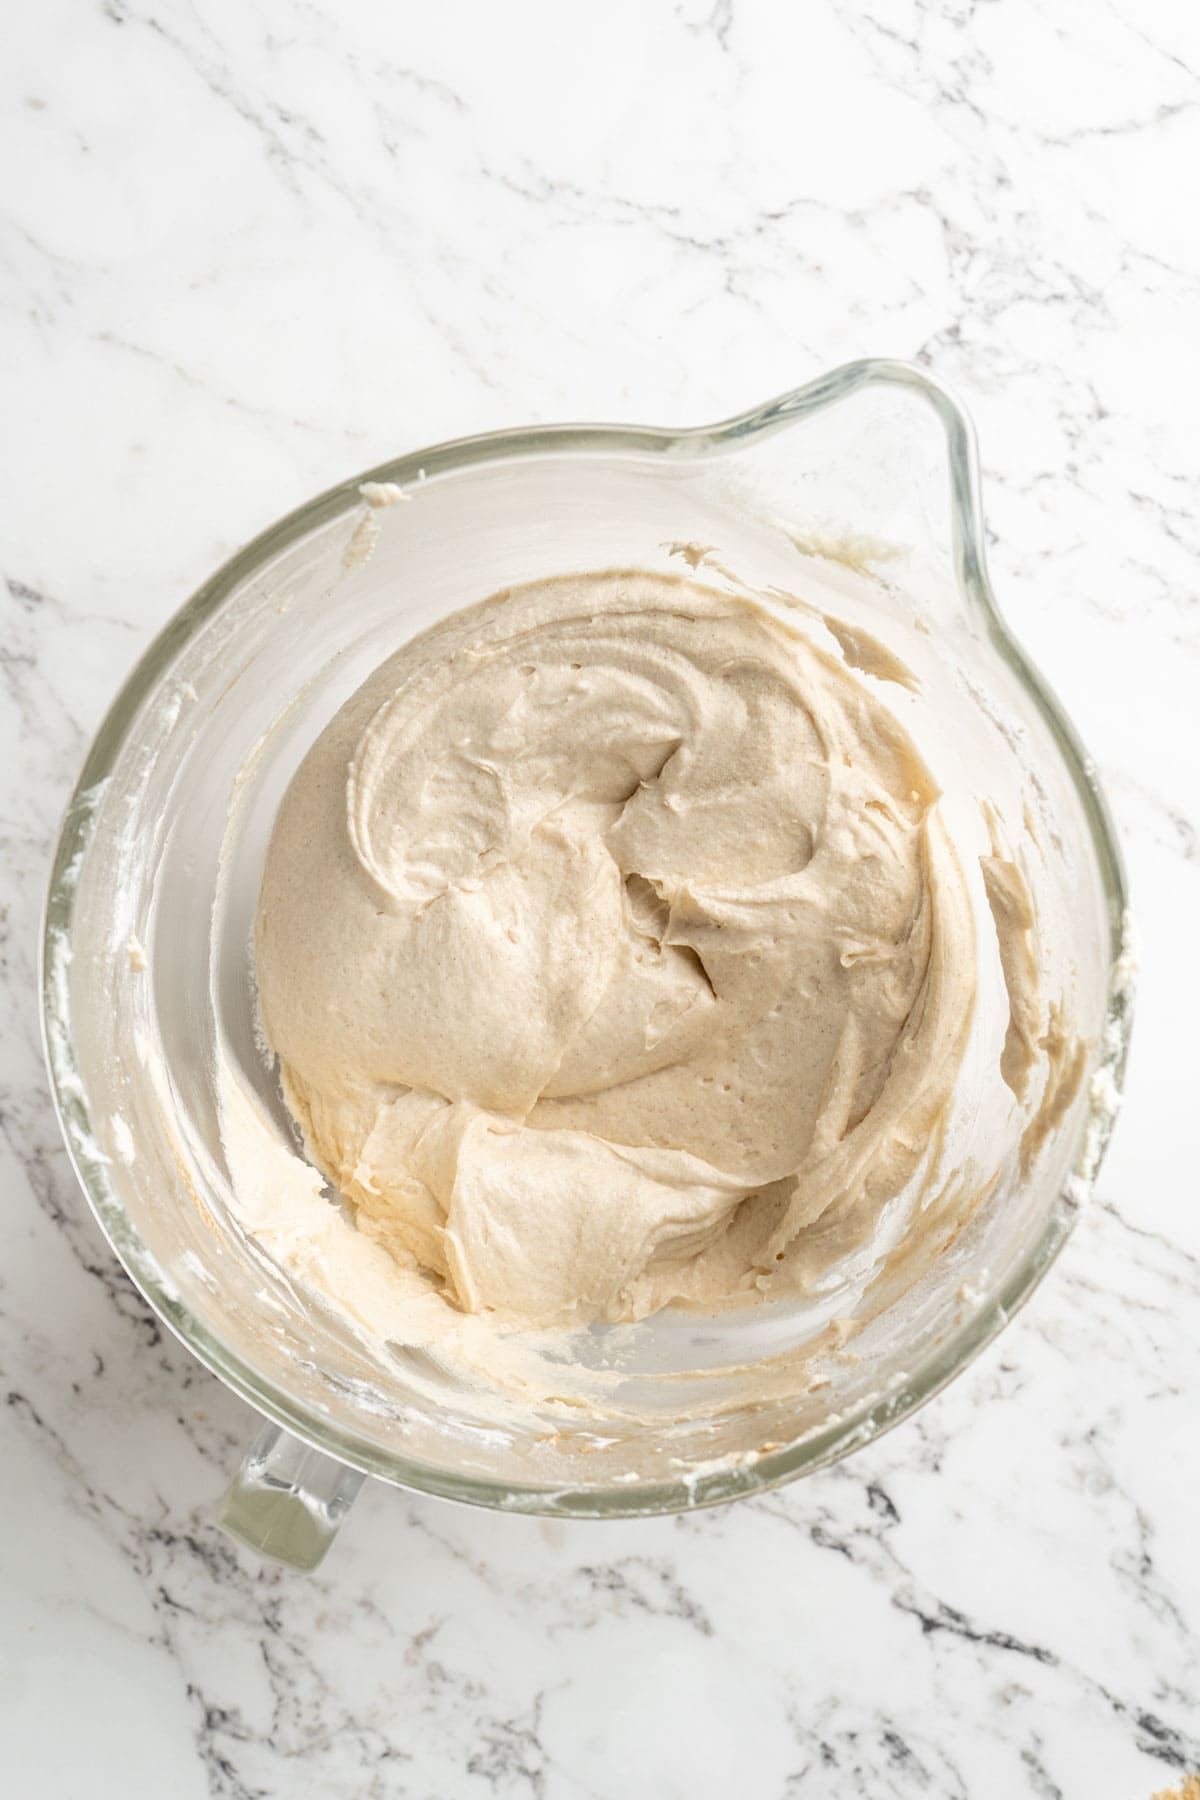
<box><xmin>255</xmin><ymin>570</ymin><xmax>979</xmax><ymax>1330</ymax></box>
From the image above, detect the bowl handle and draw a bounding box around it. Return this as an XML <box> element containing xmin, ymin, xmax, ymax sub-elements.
<box><xmin>217</xmin><ymin>1421</ymin><xmax>366</xmax><ymax>1571</ymax></box>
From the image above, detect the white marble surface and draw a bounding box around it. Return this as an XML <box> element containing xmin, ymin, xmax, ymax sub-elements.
<box><xmin>3</xmin><ymin>1</ymin><xmax>1199</xmax><ymax>1794</ymax></box>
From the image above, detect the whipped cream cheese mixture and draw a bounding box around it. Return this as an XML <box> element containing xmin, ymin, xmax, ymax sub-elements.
<box><xmin>255</xmin><ymin>570</ymin><xmax>984</xmax><ymax>1331</ymax></box>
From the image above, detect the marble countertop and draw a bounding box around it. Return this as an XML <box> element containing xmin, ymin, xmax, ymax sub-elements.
<box><xmin>3</xmin><ymin>1</ymin><xmax>1199</xmax><ymax>1795</ymax></box>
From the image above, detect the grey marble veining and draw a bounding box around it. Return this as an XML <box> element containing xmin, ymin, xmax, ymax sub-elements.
<box><xmin>2</xmin><ymin>0</ymin><xmax>1199</xmax><ymax>1795</ymax></box>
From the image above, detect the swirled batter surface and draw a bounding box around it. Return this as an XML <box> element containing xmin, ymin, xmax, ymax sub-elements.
<box><xmin>256</xmin><ymin>571</ymin><xmax>976</xmax><ymax>1327</ymax></box>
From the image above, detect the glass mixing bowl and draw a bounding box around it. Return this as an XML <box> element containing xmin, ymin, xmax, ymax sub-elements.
<box><xmin>42</xmin><ymin>360</ymin><xmax>1132</xmax><ymax>1569</ymax></box>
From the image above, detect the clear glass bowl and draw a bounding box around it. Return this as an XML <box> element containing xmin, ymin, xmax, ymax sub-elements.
<box><xmin>41</xmin><ymin>360</ymin><xmax>1132</xmax><ymax>1568</ymax></box>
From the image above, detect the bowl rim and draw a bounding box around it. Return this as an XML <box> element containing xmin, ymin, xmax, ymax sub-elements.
<box><xmin>40</xmin><ymin>357</ymin><xmax>1134</xmax><ymax>1517</ymax></box>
